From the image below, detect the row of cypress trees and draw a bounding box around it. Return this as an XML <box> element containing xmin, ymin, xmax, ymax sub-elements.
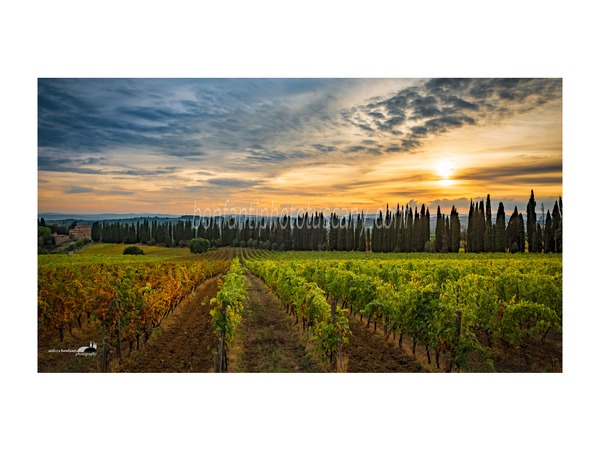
<box><xmin>464</xmin><ymin>191</ymin><xmax>562</xmax><ymax>253</ymax></box>
<box><xmin>87</xmin><ymin>190</ymin><xmax>562</xmax><ymax>253</ymax></box>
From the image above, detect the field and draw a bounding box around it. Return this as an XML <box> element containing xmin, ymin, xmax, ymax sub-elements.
<box><xmin>38</xmin><ymin>244</ymin><xmax>562</xmax><ymax>372</ymax></box>
<box><xmin>78</xmin><ymin>243</ymin><xmax>193</xmax><ymax>257</ymax></box>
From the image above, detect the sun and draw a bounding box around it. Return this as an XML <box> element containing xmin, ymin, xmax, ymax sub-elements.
<box><xmin>435</xmin><ymin>158</ymin><xmax>457</xmax><ymax>187</ymax></box>
<box><xmin>436</xmin><ymin>159</ymin><xmax>455</xmax><ymax>179</ymax></box>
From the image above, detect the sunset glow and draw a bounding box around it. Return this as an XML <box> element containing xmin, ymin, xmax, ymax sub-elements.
<box><xmin>38</xmin><ymin>78</ymin><xmax>562</xmax><ymax>216</ymax></box>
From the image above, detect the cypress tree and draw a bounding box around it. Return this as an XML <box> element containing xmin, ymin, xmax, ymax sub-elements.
<box><xmin>91</xmin><ymin>221</ymin><xmax>102</xmax><ymax>242</ymax></box>
<box><xmin>484</xmin><ymin>194</ymin><xmax>494</xmax><ymax>252</ymax></box>
<box><xmin>466</xmin><ymin>200</ymin><xmax>474</xmax><ymax>252</ymax></box>
<box><xmin>495</xmin><ymin>202</ymin><xmax>506</xmax><ymax>252</ymax></box>
<box><xmin>375</xmin><ymin>211</ymin><xmax>384</xmax><ymax>252</ymax></box>
<box><xmin>386</xmin><ymin>206</ymin><xmax>394</xmax><ymax>252</ymax></box>
<box><xmin>412</xmin><ymin>208</ymin><xmax>419</xmax><ymax>252</ymax></box>
<box><xmin>358</xmin><ymin>222</ymin><xmax>366</xmax><ymax>251</ymax></box>
<box><xmin>406</xmin><ymin>207</ymin><xmax>413</xmax><ymax>252</ymax></box>
<box><xmin>535</xmin><ymin>223</ymin><xmax>544</xmax><ymax>252</ymax></box>
<box><xmin>442</xmin><ymin>215</ymin><xmax>450</xmax><ymax>253</ymax></box>
<box><xmin>507</xmin><ymin>207</ymin><xmax>520</xmax><ymax>253</ymax></box>
<box><xmin>450</xmin><ymin>206</ymin><xmax>461</xmax><ymax>253</ymax></box>
<box><xmin>552</xmin><ymin>201</ymin><xmax>562</xmax><ymax>253</ymax></box>
<box><xmin>329</xmin><ymin>213</ymin><xmax>338</xmax><ymax>251</ymax></box>
<box><xmin>526</xmin><ymin>190</ymin><xmax>537</xmax><ymax>253</ymax></box>
<box><xmin>435</xmin><ymin>206</ymin><xmax>443</xmax><ymax>253</ymax></box>
<box><xmin>425</xmin><ymin>206</ymin><xmax>431</xmax><ymax>251</ymax></box>
<box><xmin>338</xmin><ymin>217</ymin><xmax>346</xmax><ymax>251</ymax></box>
<box><xmin>518</xmin><ymin>213</ymin><xmax>525</xmax><ymax>252</ymax></box>
<box><xmin>476</xmin><ymin>200</ymin><xmax>485</xmax><ymax>252</ymax></box>
<box><xmin>394</xmin><ymin>205</ymin><xmax>402</xmax><ymax>252</ymax></box>
<box><xmin>321</xmin><ymin>212</ymin><xmax>328</xmax><ymax>250</ymax></box>
<box><xmin>346</xmin><ymin>215</ymin><xmax>354</xmax><ymax>251</ymax></box>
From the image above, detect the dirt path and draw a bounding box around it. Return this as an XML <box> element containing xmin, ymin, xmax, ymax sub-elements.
<box><xmin>232</xmin><ymin>272</ymin><xmax>424</xmax><ymax>373</ymax></box>
<box><xmin>118</xmin><ymin>276</ymin><xmax>221</xmax><ymax>372</ymax></box>
<box><xmin>229</xmin><ymin>272</ymin><xmax>320</xmax><ymax>372</ymax></box>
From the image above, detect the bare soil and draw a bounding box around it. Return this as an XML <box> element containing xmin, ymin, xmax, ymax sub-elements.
<box><xmin>38</xmin><ymin>320</ymin><xmax>105</xmax><ymax>373</ymax></box>
<box><xmin>117</xmin><ymin>276</ymin><xmax>221</xmax><ymax>372</ymax></box>
<box><xmin>236</xmin><ymin>273</ymin><xmax>426</xmax><ymax>373</ymax></box>
<box><xmin>345</xmin><ymin>316</ymin><xmax>426</xmax><ymax>372</ymax></box>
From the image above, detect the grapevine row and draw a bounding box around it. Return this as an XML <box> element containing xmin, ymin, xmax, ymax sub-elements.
<box><xmin>245</xmin><ymin>255</ymin><xmax>561</xmax><ymax>371</ymax></box>
<box><xmin>38</xmin><ymin>258</ymin><xmax>229</xmax><ymax>355</ymax></box>
<box><xmin>209</xmin><ymin>258</ymin><xmax>248</xmax><ymax>372</ymax></box>
<box><xmin>246</xmin><ymin>259</ymin><xmax>350</xmax><ymax>370</ymax></box>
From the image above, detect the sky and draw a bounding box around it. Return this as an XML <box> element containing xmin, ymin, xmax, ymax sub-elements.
<box><xmin>38</xmin><ymin>78</ymin><xmax>562</xmax><ymax>217</ymax></box>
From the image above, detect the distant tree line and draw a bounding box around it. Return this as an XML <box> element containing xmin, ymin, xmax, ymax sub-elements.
<box><xmin>37</xmin><ymin>217</ymin><xmax>69</xmax><ymax>237</ymax></box>
<box><xmin>41</xmin><ymin>189</ymin><xmax>562</xmax><ymax>254</ymax></box>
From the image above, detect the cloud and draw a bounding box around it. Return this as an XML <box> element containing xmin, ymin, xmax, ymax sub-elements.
<box><xmin>105</xmin><ymin>190</ymin><xmax>135</xmax><ymax>196</ymax></box>
<box><xmin>40</xmin><ymin>78</ymin><xmax>561</xmax><ymax>176</ymax></box>
<box><xmin>39</xmin><ymin>151</ymin><xmax>183</xmax><ymax>177</ymax></box>
<box><xmin>459</xmin><ymin>161</ymin><xmax>562</xmax><ymax>182</ymax></box>
<box><xmin>64</xmin><ymin>186</ymin><xmax>134</xmax><ymax>196</ymax></box>
<box><xmin>206</xmin><ymin>178</ymin><xmax>262</xmax><ymax>188</ymax></box>
<box><xmin>347</xmin><ymin>145</ymin><xmax>367</xmax><ymax>153</ymax></box>
<box><xmin>65</xmin><ymin>186</ymin><xmax>94</xmax><ymax>194</ymax></box>
<box><xmin>344</xmin><ymin>144</ymin><xmax>382</xmax><ymax>155</ymax></box>
<box><xmin>39</xmin><ymin>78</ymin><xmax>376</xmax><ymax>179</ymax></box>
<box><xmin>39</xmin><ymin>155</ymin><xmax>105</xmax><ymax>174</ymax></box>
<box><xmin>313</xmin><ymin>144</ymin><xmax>336</xmax><ymax>153</ymax></box>
<box><xmin>38</xmin><ymin>79</ymin><xmax>562</xmax><ymax>214</ymax></box>
<box><xmin>343</xmin><ymin>78</ymin><xmax>562</xmax><ymax>153</ymax></box>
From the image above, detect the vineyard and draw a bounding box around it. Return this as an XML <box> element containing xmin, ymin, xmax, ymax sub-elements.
<box><xmin>38</xmin><ymin>250</ymin><xmax>230</xmax><ymax>371</ymax></box>
<box><xmin>243</xmin><ymin>250</ymin><xmax>562</xmax><ymax>372</ymax></box>
<box><xmin>38</xmin><ymin>245</ymin><xmax>562</xmax><ymax>372</ymax></box>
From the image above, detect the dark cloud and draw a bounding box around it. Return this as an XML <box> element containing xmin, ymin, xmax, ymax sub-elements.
<box><xmin>39</xmin><ymin>151</ymin><xmax>182</xmax><ymax>177</ymax></box>
<box><xmin>460</xmin><ymin>161</ymin><xmax>562</xmax><ymax>182</ymax></box>
<box><xmin>346</xmin><ymin>145</ymin><xmax>381</xmax><ymax>155</ymax></box>
<box><xmin>38</xmin><ymin>78</ymin><xmax>562</xmax><ymax>200</ymax></box>
<box><xmin>64</xmin><ymin>186</ymin><xmax>134</xmax><ymax>196</ymax></box>
<box><xmin>347</xmin><ymin>145</ymin><xmax>367</xmax><ymax>153</ymax></box>
<box><xmin>380</xmin><ymin>116</ymin><xmax>406</xmax><ymax>132</ymax></box>
<box><xmin>38</xmin><ymin>79</ymin><xmax>350</xmax><ymax>170</ymax></box>
<box><xmin>313</xmin><ymin>144</ymin><xmax>336</xmax><ymax>153</ymax></box>
<box><xmin>243</xmin><ymin>147</ymin><xmax>316</xmax><ymax>165</ymax></box>
<box><xmin>368</xmin><ymin>111</ymin><xmax>385</xmax><ymax>119</ymax></box>
<box><xmin>343</xmin><ymin>78</ymin><xmax>562</xmax><ymax>154</ymax></box>
<box><xmin>421</xmin><ymin>115</ymin><xmax>476</xmax><ymax>134</ymax></box>
<box><xmin>409</xmin><ymin>126</ymin><xmax>428</xmax><ymax>137</ymax></box>
<box><xmin>409</xmin><ymin>95</ymin><xmax>440</xmax><ymax>119</ymax></box>
<box><xmin>65</xmin><ymin>186</ymin><xmax>94</xmax><ymax>194</ymax></box>
<box><xmin>39</xmin><ymin>155</ymin><xmax>105</xmax><ymax>174</ymax></box>
<box><xmin>206</xmin><ymin>178</ymin><xmax>261</xmax><ymax>188</ymax></box>
<box><xmin>105</xmin><ymin>190</ymin><xmax>135</xmax><ymax>196</ymax></box>
<box><xmin>117</xmin><ymin>167</ymin><xmax>182</xmax><ymax>177</ymax></box>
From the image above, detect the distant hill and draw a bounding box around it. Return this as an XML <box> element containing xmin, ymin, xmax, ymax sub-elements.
<box><xmin>38</xmin><ymin>212</ymin><xmax>181</xmax><ymax>222</ymax></box>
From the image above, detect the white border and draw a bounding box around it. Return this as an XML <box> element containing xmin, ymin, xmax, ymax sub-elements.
<box><xmin>2</xmin><ymin>1</ymin><xmax>597</xmax><ymax>449</ymax></box>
